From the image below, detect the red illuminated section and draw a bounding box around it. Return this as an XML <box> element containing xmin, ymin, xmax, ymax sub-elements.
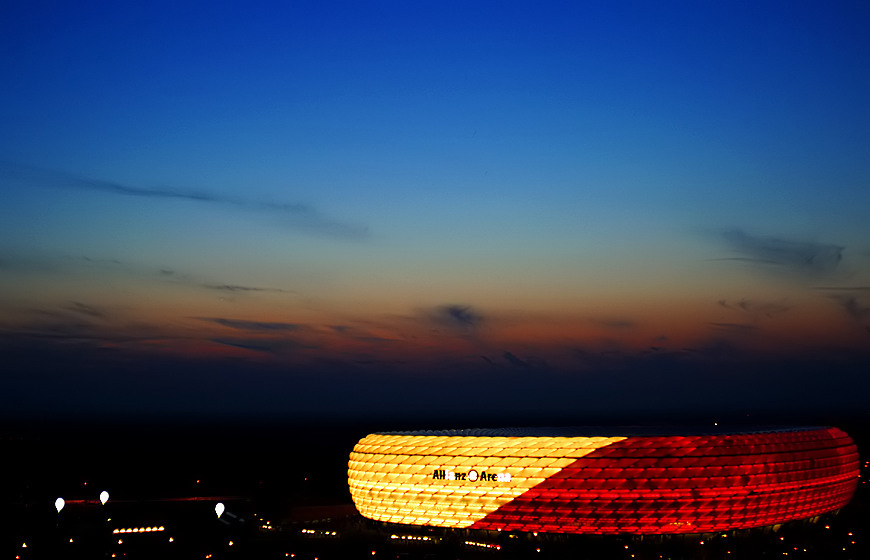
<box><xmin>469</xmin><ymin>428</ymin><xmax>858</xmax><ymax>534</ymax></box>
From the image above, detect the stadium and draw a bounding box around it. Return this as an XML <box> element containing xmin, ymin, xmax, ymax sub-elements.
<box><xmin>348</xmin><ymin>426</ymin><xmax>859</xmax><ymax>535</ymax></box>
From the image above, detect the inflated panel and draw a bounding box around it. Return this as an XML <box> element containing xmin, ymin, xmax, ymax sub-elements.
<box><xmin>348</xmin><ymin>427</ymin><xmax>858</xmax><ymax>534</ymax></box>
<box><xmin>348</xmin><ymin>434</ymin><xmax>625</xmax><ymax>527</ymax></box>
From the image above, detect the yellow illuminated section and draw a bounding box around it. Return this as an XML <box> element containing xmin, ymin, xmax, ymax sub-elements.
<box><xmin>348</xmin><ymin>434</ymin><xmax>625</xmax><ymax>528</ymax></box>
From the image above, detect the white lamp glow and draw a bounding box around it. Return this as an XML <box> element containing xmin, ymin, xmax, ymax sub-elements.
<box><xmin>100</xmin><ymin>491</ymin><xmax>109</xmax><ymax>505</ymax></box>
<box><xmin>55</xmin><ymin>497</ymin><xmax>65</xmax><ymax>513</ymax></box>
<box><xmin>215</xmin><ymin>502</ymin><xmax>225</xmax><ymax>518</ymax></box>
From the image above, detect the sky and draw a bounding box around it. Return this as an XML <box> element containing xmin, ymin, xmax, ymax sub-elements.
<box><xmin>2</xmin><ymin>1</ymin><xmax>869</xmax><ymax>424</ymax></box>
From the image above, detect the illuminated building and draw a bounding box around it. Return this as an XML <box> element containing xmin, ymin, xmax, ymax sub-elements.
<box><xmin>348</xmin><ymin>426</ymin><xmax>858</xmax><ymax>534</ymax></box>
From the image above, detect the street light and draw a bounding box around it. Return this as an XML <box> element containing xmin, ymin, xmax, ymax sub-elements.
<box><xmin>55</xmin><ymin>498</ymin><xmax>65</xmax><ymax>513</ymax></box>
<box><xmin>215</xmin><ymin>502</ymin><xmax>225</xmax><ymax>519</ymax></box>
<box><xmin>100</xmin><ymin>491</ymin><xmax>109</xmax><ymax>505</ymax></box>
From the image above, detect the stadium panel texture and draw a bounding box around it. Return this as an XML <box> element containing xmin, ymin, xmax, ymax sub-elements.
<box><xmin>347</xmin><ymin>427</ymin><xmax>859</xmax><ymax>534</ymax></box>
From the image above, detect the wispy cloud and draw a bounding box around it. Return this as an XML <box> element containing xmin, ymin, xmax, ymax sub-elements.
<box><xmin>590</xmin><ymin>317</ymin><xmax>636</xmax><ymax>329</ymax></box>
<box><xmin>0</xmin><ymin>250</ymin><xmax>295</xmax><ymax>297</ymax></box>
<box><xmin>197</xmin><ymin>317</ymin><xmax>302</xmax><ymax>332</ymax></box>
<box><xmin>716</xmin><ymin>299</ymin><xmax>790</xmax><ymax>319</ymax></box>
<box><xmin>429</xmin><ymin>305</ymin><xmax>483</xmax><ymax>331</ymax></box>
<box><xmin>709</xmin><ymin>322</ymin><xmax>757</xmax><ymax>334</ymax></box>
<box><xmin>153</xmin><ymin>262</ymin><xmax>293</xmax><ymax>295</ymax></box>
<box><xmin>720</xmin><ymin>229</ymin><xmax>843</xmax><ymax>274</ymax></box>
<box><xmin>65</xmin><ymin>301</ymin><xmax>105</xmax><ymax>318</ymax></box>
<box><xmin>829</xmin><ymin>295</ymin><xmax>870</xmax><ymax>323</ymax></box>
<box><xmin>503</xmin><ymin>351</ymin><xmax>529</xmax><ymax>368</ymax></box>
<box><xmin>1</xmin><ymin>162</ymin><xmax>369</xmax><ymax>239</ymax></box>
<box><xmin>497</xmin><ymin>350</ymin><xmax>551</xmax><ymax>372</ymax></box>
<box><xmin>210</xmin><ymin>337</ymin><xmax>302</xmax><ymax>353</ymax></box>
<box><xmin>0</xmin><ymin>253</ymin><xmax>60</xmax><ymax>273</ymax></box>
<box><xmin>1</xmin><ymin>305</ymin><xmax>181</xmax><ymax>348</ymax></box>
<box><xmin>814</xmin><ymin>287</ymin><xmax>870</xmax><ymax>330</ymax></box>
<box><xmin>199</xmin><ymin>283</ymin><xmax>292</xmax><ymax>293</ymax></box>
<box><xmin>0</xmin><ymin>252</ymin><xmax>129</xmax><ymax>274</ymax></box>
<box><xmin>328</xmin><ymin>324</ymin><xmax>398</xmax><ymax>344</ymax></box>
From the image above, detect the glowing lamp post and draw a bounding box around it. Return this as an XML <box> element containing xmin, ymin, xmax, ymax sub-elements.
<box><xmin>100</xmin><ymin>491</ymin><xmax>109</xmax><ymax>505</ymax></box>
<box><xmin>55</xmin><ymin>497</ymin><xmax>65</xmax><ymax>513</ymax></box>
<box><xmin>215</xmin><ymin>502</ymin><xmax>225</xmax><ymax>519</ymax></box>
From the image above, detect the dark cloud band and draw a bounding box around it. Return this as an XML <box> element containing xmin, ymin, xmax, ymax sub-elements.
<box><xmin>196</xmin><ymin>317</ymin><xmax>301</xmax><ymax>332</ymax></box>
<box><xmin>721</xmin><ymin>229</ymin><xmax>842</xmax><ymax>274</ymax></box>
<box><xmin>1</xmin><ymin>162</ymin><xmax>369</xmax><ymax>239</ymax></box>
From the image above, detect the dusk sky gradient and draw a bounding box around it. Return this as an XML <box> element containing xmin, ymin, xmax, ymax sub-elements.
<box><xmin>2</xmin><ymin>1</ymin><xmax>869</xmax><ymax>423</ymax></box>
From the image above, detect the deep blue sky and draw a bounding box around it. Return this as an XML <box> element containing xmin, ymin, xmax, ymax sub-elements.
<box><xmin>2</xmin><ymin>1</ymin><xmax>869</xmax><ymax>423</ymax></box>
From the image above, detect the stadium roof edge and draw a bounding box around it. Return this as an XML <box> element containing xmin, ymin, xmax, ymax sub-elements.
<box><xmin>377</xmin><ymin>425</ymin><xmax>832</xmax><ymax>437</ymax></box>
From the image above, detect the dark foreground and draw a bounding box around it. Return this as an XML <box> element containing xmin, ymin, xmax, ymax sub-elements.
<box><xmin>2</xmin><ymin>418</ymin><xmax>867</xmax><ymax>559</ymax></box>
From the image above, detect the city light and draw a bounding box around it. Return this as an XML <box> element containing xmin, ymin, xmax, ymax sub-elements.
<box><xmin>464</xmin><ymin>540</ymin><xmax>501</xmax><ymax>550</ymax></box>
<box><xmin>113</xmin><ymin>526</ymin><xmax>165</xmax><ymax>534</ymax></box>
<box><xmin>55</xmin><ymin>498</ymin><xmax>65</xmax><ymax>513</ymax></box>
<box><xmin>100</xmin><ymin>491</ymin><xmax>109</xmax><ymax>505</ymax></box>
<box><xmin>215</xmin><ymin>502</ymin><xmax>225</xmax><ymax>519</ymax></box>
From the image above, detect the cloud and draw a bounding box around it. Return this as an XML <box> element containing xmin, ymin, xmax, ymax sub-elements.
<box><xmin>503</xmin><ymin>351</ymin><xmax>529</xmax><ymax>368</ymax></box>
<box><xmin>1</xmin><ymin>162</ymin><xmax>369</xmax><ymax>239</ymax></box>
<box><xmin>720</xmin><ymin>229</ymin><xmax>843</xmax><ymax>274</ymax></box>
<box><xmin>1</xmin><ymin>308</ymin><xmax>182</xmax><ymax>348</ymax></box>
<box><xmin>151</xmin><ymin>264</ymin><xmax>292</xmax><ymax>295</ymax></box>
<box><xmin>815</xmin><ymin>288</ymin><xmax>870</xmax><ymax>329</ymax></box>
<box><xmin>328</xmin><ymin>325</ymin><xmax>398</xmax><ymax>344</ymax></box>
<box><xmin>1</xmin><ymin>249</ymin><xmax>295</xmax><ymax>299</ymax></box>
<box><xmin>430</xmin><ymin>305</ymin><xmax>483</xmax><ymax>330</ymax></box>
<box><xmin>590</xmin><ymin>318</ymin><xmax>636</xmax><ymax>329</ymax></box>
<box><xmin>716</xmin><ymin>299</ymin><xmax>790</xmax><ymax>319</ymax></box>
<box><xmin>200</xmin><ymin>283</ymin><xmax>291</xmax><ymax>293</ymax></box>
<box><xmin>0</xmin><ymin>252</ymin><xmax>130</xmax><ymax>274</ymax></box>
<box><xmin>498</xmin><ymin>351</ymin><xmax>552</xmax><ymax>372</ymax></box>
<box><xmin>197</xmin><ymin>317</ymin><xmax>302</xmax><ymax>332</ymax></box>
<box><xmin>210</xmin><ymin>337</ymin><xmax>299</xmax><ymax>353</ymax></box>
<box><xmin>78</xmin><ymin>255</ymin><xmax>122</xmax><ymax>265</ymax></box>
<box><xmin>829</xmin><ymin>295</ymin><xmax>870</xmax><ymax>323</ymax></box>
<box><xmin>709</xmin><ymin>322</ymin><xmax>756</xmax><ymax>334</ymax></box>
<box><xmin>0</xmin><ymin>253</ymin><xmax>60</xmax><ymax>273</ymax></box>
<box><xmin>1</xmin><ymin>249</ymin><xmax>296</xmax><ymax>301</ymax></box>
<box><xmin>65</xmin><ymin>301</ymin><xmax>105</xmax><ymax>318</ymax></box>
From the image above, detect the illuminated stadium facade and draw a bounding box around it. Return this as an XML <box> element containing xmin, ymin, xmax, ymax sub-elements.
<box><xmin>348</xmin><ymin>426</ymin><xmax>859</xmax><ymax>535</ymax></box>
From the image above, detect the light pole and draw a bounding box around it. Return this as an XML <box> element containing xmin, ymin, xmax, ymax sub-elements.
<box><xmin>55</xmin><ymin>496</ymin><xmax>65</xmax><ymax>538</ymax></box>
<box><xmin>99</xmin><ymin>490</ymin><xmax>110</xmax><ymax>558</ymax></box>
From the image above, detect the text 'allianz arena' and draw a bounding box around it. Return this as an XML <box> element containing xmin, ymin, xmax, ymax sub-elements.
<box><xmin>347</xmin><ymin>426</ymin><xmax>859</xmax><ymax>535</ymax></box>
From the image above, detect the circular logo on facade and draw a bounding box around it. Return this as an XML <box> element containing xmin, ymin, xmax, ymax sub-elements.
<box><xmin>467</xmin><ymin>469</ymin><xmax>479</xmax><ymax>482</ymax></box>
